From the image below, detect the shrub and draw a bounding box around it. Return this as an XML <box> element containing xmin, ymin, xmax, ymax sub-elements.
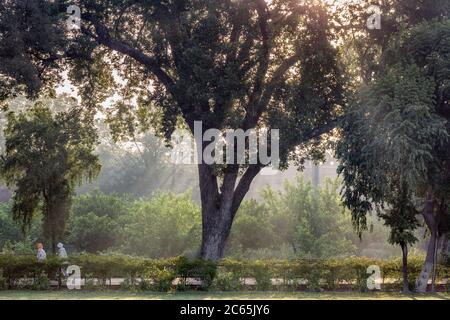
<box><xmin>250</xmin><ymin>261</ymin><xmax>273</xmax><ymax>291</ymax></box>
<box><xmin>31</xmin><ymin>271</ymin><xmax>51</xmax><ymax>290</ymax></box>
<box><xmin>212</xmin><ymin>271</ymin><xmax>243</xmax><ymax>291</ymax></box>
<box><xmin>144</xmin><ymin>269</ymin><xmax>176</xmax><ymax>292</ymax></box>
<box><xmin>0</xmin><ymin>253</ymin><xmax>448</xmax><ymax>292</ymax></box>
<box><xmin>175</xmin><ymin>257</ymin><xmax>217</xmax><ymax>290</ymax></box>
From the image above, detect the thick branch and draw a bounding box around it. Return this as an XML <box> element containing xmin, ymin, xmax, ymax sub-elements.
<box><xmin>422</xmin><ymin>190</ymin><xmax>437</xmax><ymax>231</ymax></box>
<box><xmin>81</xmin><ymin>15</ymin><xmax>175</xmax><ymax>93</ymax></box>
<box><xmin>198</xmin><ymin>163</ymin><xmax>220</xmax><ymax>213</ymax></box>
<box><xmin>220</xmin><ymin>165</ymin><xmax>240</xmax><ymax>214</ymax></box>
<box><xmin>244</xmin><ymin>0</ymin><xmax>271</xmax><ymax>129</ymax></box>
<box><xmin>244</xmin><ymin>51</ymin><xmax>302</xmax><ymax>130</ymax></box>
<box><xmin>231</xmin><ymin>116</ymin><xmax>344</xmax><ymax>216</ymax></box>
<box><xmin>230</xmin><ymin>164</ymin><xmax>262</xmax><ymax>217</ymax></box>
<box><xmin>298</xmin><ymin>115</ymin><xmax>344</xmax><ymax>143</ymax></box>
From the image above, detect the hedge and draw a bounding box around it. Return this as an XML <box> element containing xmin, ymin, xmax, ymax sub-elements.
<box><xmin>0</xmin><ymin>254</ymin><xmax>448</xmax><ymax>292</ymax></box>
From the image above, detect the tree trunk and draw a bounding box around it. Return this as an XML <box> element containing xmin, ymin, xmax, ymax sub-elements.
<box><xmin>201</xmin><ymin>210</ymin><xmax>232</xmax><ymax>261</ymax></box>
<box><xmin>441</xmin><ymin>234</ymin><xmax>449</xmax><ymax>259</ymax></box>
<box><xmin>198</xmin><ymin>163</ymin><xmax>234</xmax><ymax>261</ymax></box>
<box><xmin>431</xmin><ymin>235</ymin><xmax>438</xmax><ymax>293</ymax></box>
<box><xmin>197</xmin><ymin>163</ymin><xmax>261</xmax><ymax>261</ymax></box>
<box><xmin>401</xmin><ymin>242</ymin><xmax>410</xmax><ymax>293</ymax></box>
<box><xmin>416</xmin><ymin>192</ymin><xmax>437</xmax><ymax>293</ymax></box>
<box><xmin>417</xmin><ymin>231</ymin><xmax>437</xmax><ymax>292</ymax></box>
<box><xmin>51</xmin><ymin>234</ymin><xmax>56</xmax><ymax>255</ymax></box>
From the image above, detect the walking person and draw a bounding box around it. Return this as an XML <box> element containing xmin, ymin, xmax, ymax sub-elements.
<box><xmin>57</xmin><ymin>243</ymin><xmax>68</xmax><ymax>259</ymax></box>
<box><xmin>36</xmin><ymin>243</ymin><xmax>46</xmax><ymax>261</ymax></box>
<box><xmin>57</xmin><ymin>243</ymin><xmax>69</xmax><ymax>278</ymax></box>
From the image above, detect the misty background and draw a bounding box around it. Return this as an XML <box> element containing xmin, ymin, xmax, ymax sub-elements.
<box><xmin>0</xmin><ymin>95</ymin><xmax>428</xmax><ymax>259</ymax></box>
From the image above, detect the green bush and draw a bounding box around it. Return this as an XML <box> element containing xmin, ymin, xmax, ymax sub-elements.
<box><xmin>249</xmin><ymin>261</ymin><xmax>273</xmax><ymax>291</ymax></box>
<box><xmin>212</xmin><ymin>271</ymin><xmax>243</xmax><ymax>291</ymax></box>
<box><xmin>0</xmin><ymin>254</ymin><xmax>448</xmax><ymax>292</ymax></box>
<box><xmin>175</xmin><ymin>256</ymin><xmax>217</xmax><ymax>290</ymax></box>
<box><xmin>146</xmin><ymin>268</ymin><xmax>176</xmax><ymax>292</ymax></box>
<box><xmin>31</xmin><ymin>271</ymin><xmax>51</xmax><ymax>290</ymax></box>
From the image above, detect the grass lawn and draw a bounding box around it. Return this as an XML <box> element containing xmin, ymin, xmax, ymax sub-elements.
<box><xmin>0</xmin><ymin>291</ymin><xmax>448</xmax><ymax>300</ymax></box>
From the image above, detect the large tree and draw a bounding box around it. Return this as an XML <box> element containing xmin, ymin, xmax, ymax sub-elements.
<box><xmin>1</xmin><ymin>101</ymin><xmax>100</xmax><ymax>253</ymax></box>
<box><xmin>0</xmin><ymin>0</ymin><xmax>345</xmax><ymax>260</ymax></box>
<box><xmin>337</xmin><ymin>20</ymin><xmax>450</xmax><ymax>292</ymax></box>
<box><xmin>330</xmin><ymin>0</ymin><xmax>450</xmax><ymax>292</ymax></box>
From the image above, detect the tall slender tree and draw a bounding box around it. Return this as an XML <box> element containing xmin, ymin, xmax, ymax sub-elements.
<box><xmin>337</xmin><ymin>20</ymin><xmax>450</xmax><ymax>292</ymax></box>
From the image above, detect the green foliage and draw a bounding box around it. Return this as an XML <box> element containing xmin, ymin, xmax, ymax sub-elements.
<box><xmin>337</xmin><ymin>20</ymin><xmax>450</xmax><ymax>237</ymax></box>
<box><xmin>144</xmin><ymin>268</ymin><xmax>176</xmax><ymax>292</ymax></box>
<box><xmin>67</xmin><ymin>191</ymin><xmax>130</xmax><ymax>253</ymax></box>
<box><xmin>0</xmin><ymin>255</ymin><xmax>60</xmax><ymax>289</ymax></box>
<box><xmin>119</xmin><ymin>191</ymin><xmax>201</xmax><ymax>258</ymax></box>
<box><xmin>30</xmin><ymin>271</ymin><xmax>51</xmax><ymax>291</ymax></box>
<box><xmin>229</xmin><ymin>178</ymin><xmax>358</xmax><ymax>259</ymax></box>
<box><xmin>1</xmin><ymin>254</ymin><xmax>447</xmax><ymax>292</ymax></box>
<box><xmin>67</xmin><ymin>212</ymin><xmax>119</xmax><ymax>253</ymax></box>
<box><xmin>0</xmin><ymin>1</ymin><xmax>348</xmax><ymax>261</ymax></box>
<box><xmin>291</xmin><ymin>179</ymin><xmax>358</xmax><ymax>258</ymax></box>
<box><xmin>229</xmin><ymin>200</ymin><xmax>276</xmax><ymax>251</ymax></box>
<box><xmin>337</xmin><ymin>20</ymin><xmax>450</xmax><ymax>291</ymax></box>
<box><xmin>251</xmin><ymin>261</ymin><xmax>273</xmax><ymax>291</ymax></box>
<box><xmin>1</xmin><ymin>102</ymin><xmax>100</xmax><ymax>251</ymax></box>
<box><xmin>0</xmin><ymin>186</ymin><xmax>412</xmax><ymax>260</ymax></box>
<box><xmin>211</xmin><ymin>271</ymin><xmax>243</xmax><ymax>291</ymax></box>
<box><xmin>0</xmin><ymin>203</ymin><xmax>22</xmax><ymax>248</ymax></box>
<box><xmin>1</xmin><ymin>237</ymin><xmax>37</xmax><ymax>256</ymax></box>
<box><xmin>175</xmin><ymin>256</ymin><xmax>217</xmax><ymax>290</ymax></box>
<box><xmin>82</xmin><ymin>133</ymin><xmax>199</xmax><ymax>198</ymax></box>
<box><xmin>0</xmin><ymin>189</ymin><xmax>201</xmax><ymax>258</ymax></box>
<box><xmin>72</xmin><ymin>190</ymin><xmax>130</xmax><ymax>219</ymax></box>
<box><xmin>0</xmin><ymin>0</ymin><xmax>66</xmax><ymax>101</ymax></box>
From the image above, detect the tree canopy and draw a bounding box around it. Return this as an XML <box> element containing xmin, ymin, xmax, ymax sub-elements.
<box><xmin>0</xmin><ymin>0</ymin><xmax>350</xmax><ymax>260</ymax></box>
<box><xmin>0</xmin><ymin>102</ymin><xmax>100</xmax><ymax>252</ymax></box>
<box><xmin>337</xmin><ymin>19</ymin><xmax>450</xmax><ymax>292</ymax></box>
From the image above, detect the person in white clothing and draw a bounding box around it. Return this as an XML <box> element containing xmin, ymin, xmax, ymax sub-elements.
<box><xmin>57</xmin><ymin>242</ymin><xmax>68</xmax><ymax>277</ymax></box>
<box><xmin>57</xmin><ymin>243</ymin><xmax>68</xmax><ymax>258</ymax></box>
<box><xmin>36</xmin><ymin>243</ymin><xmax>46</xmax><ymax>261</ymax></box>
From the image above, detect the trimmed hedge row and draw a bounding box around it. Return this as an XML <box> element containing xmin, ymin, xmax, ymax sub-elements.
<box><xmin>0</xmin><ymin>254</ymin><xmax>448</xmax><ymax>291</ymax></box>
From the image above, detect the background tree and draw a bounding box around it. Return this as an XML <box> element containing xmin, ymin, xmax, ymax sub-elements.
<box><xmin>0</xmin><ymin>203</ymin><xmax>42</xmax><ymax>252</ymax></box>
<box><xmin>0</xmin><ymin>185</ymin><xmax>405</xmax><ymax>259</ymax></box>
<box><xmin>337</xmin><ymin>20</ymin><xmax>450</xmax><ymax>292</ymax></box>
<box><xmin>228</xmin><ymin>200</ymin><xmax>277</xmax><ymax>252</ymax></box>
<box><xmin>228</xmin><ymin>178</ymin><xmax>359</xmax><ymax>259</ymax></box>
<box><xmin>379</xmin><ymin>184</ymin><xmax>420</xmax><ymax>292</ymax></box>
<box><xmin>80</xmin><ymin>132</ymin><xmax>199</xmax><ymax>198</ymax></box>
<box><xmin>67</xmin><ymin>212</ymin><xmax>119</xmax><ymax>253</ymax></box>
<box><xmin>265</xmin><ymin>178</ymin><xmax>357</xmax><ymax>259</ymax></box>
<box><xmin>1</xmin><ymin>102</ymin><xmax>100</xmax><ymax>253</ymax></box>
<box><xmin>119</xmin><ymin>191</ymin><xmax>201</xmax><ymax>258</ymax></box>
<box><xmin>66</xmin><ymin>191</ymin><xmax>129</xmax><ymax>252</ymax></box>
